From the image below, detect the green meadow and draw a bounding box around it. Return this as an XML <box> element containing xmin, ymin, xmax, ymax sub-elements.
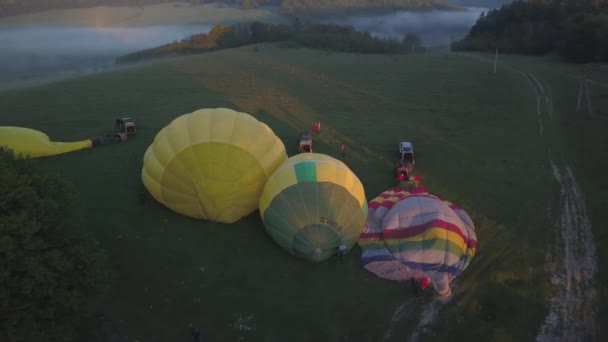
<box><xmin>0</xmin><ymin>45</ymin><xmax>606</xmax><ymax>341</ymax></box>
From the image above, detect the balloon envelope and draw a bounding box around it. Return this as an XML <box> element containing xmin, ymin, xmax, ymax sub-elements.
<box><xmin>358</xmin><ymin>187</ymin><xmax>477</xmax><ymax>296</ymax></box>
<box><xmin>260</xmin><ymin>153</ymin><xmax>367</xmax><ymax>262</ymax></box>
<box><xmin>0</xmin><ymin>126</ymin><xmax>92</xmax><ymax>158</ymax></box>
<box><xmin>142</xmin><ymin>108</ymin><xmax>287</xmax><ymax>223</ymax></box>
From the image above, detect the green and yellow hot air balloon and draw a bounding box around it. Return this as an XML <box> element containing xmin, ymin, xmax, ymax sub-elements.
<box><xmin>260</xmin><ymin>153</ymin><xmax>367</xmax><ymax>262</ymax></box>
<box><xmin>142</xmin><ymin>108</ymin><xmax>287</xmax><ymax>223</ymax></box>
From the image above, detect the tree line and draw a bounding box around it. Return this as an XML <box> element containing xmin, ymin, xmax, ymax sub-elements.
<box><xmin>0</xmin><ymin>0</ymin><xmax>451</xmax><ymax>18</ymax></box>
<box><xmin>279</xmin><ymin>0</ymin><xmax>453</xmax><ymax>14</ymax></box>
<box><xmin>451</xmin><ymin>0</ymin><xmax>608</xmax><ymax>63</ymax></box>
<box><xmin>115</xmin><ymin>21</ymin><xmax>425</xmax><ymax>64</ymax></box>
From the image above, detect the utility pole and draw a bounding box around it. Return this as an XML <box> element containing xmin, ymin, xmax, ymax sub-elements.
<box><xmin>577</xmin><ymin>79</ymin><xmax>584</xmax><ymax>111</ymax></box>
<box><xmin>585</xmin><ymin>78</ymin><xmax>593</xmax><ymax>116</ymax></box>
<box><xmin>577</xmin><ymin>71</ymin><xmax>593</xmax><ymax>116</ymax></box>
<box><xmin>493</xmin><ymin>47</ymin><xmax>499</xmax><ymax>74</ymax></box>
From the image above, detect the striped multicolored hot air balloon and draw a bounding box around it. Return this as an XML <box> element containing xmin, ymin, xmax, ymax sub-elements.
<box><xmin>142</xmin><ymin>108</ymin><xmax>287</xmax><ymax>223</ymax></box>
<box><xmin>358</xmin><ymin>187</ymin><xmax>477</xmax><ymax>296</ymax></box>
<box><xmin>259</xmin><ymin>153</ymin><xmax>367</xmax><ymax>262</ymax></box>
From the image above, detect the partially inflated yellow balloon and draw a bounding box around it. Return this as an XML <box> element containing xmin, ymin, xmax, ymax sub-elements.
<box><xmin>0</xmin><ymin>126</ymin><xmax>92</xmax><ymax>158</ymax></box>
<box><xmin>142</xmin><ymin>108</ymin><xmax>287</xmax><ymax>223</ymax></box>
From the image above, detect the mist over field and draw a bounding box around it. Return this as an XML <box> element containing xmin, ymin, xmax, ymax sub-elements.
<box><xmin>0</xmin><ymin>24</ymin><xmax>212</xmax><ymax>80</ymax></box>
<box><xmin>322</xmin><ymin>7</ymin><xmax>487</xmax><ymax>47</ymax></box>
<box><xmin>0</xmin><ymin>7</ymin><xmax>486</xmax><ymax>82</ymax></box>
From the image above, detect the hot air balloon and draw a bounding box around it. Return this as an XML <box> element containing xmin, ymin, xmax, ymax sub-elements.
<box><xmin>0</xmin><ymin>126</ymin><xmax>93</xmax><ymax>158</ymax></box>
<box><xmin>141</xmin><ymin>108</ymin><xmax>287</xmax><ymax>223</ymax></box>
<box><xmin>358</xmin><ymin>187</ymin><xmax>476</xmax><ymax>296</ymax></box>
<box><xmin>259</xmin><ymin>153</ymin><xmax>367</xmax><ymax>262</ymax></box>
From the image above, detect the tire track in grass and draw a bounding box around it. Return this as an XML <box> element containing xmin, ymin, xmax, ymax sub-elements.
<box><xmin>381</xmin><ymin>298</ymin><xmax>416</xmax><ymax>342</ymax></box>
<box><xmin>538</xmin><ymin>163</ymin><xmax>598</xmax><ymax>341</ymax></box>
<box><xmin>522</xmin><ymin>72</ymin><xmax>598</xmax><ymax>342</ymax></box>
<box><xmin>522</xmin><ymin>72</ymin><xmax>545</xmax><ymax>137</ymax></box>
<box><xmin>407</xmin><ymin>297</ymin><xmax>450</xmax><ymax>342</ymax></box>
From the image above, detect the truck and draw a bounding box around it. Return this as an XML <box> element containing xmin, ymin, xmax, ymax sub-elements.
<box><xmin>298</xmin><ymin>132</ymin><xmax>312</xmax><ymax>153</ymax></box>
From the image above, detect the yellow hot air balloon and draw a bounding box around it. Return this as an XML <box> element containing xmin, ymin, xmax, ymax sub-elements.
<box><xmin>260</xmin><ymin>153</ymin><xmax>367</xmax><ymax>262</ymax></box>
<box><xmin>142</xmin><ymin>108</ymin><xmax>287</xmax><ymax>223</ymax></box>
<box><xmin>0</xmin><ymin>126</ymin><xmax>92</xmax><ymax>158</ymax></box>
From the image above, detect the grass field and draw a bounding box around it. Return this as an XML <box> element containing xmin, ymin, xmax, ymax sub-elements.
<box><xmin>0</xmin><ymin>3</ymin><xmax>281</xmax><ymax>28</ymax></box>
<box><xmin>0</xmin><ymin>45</ymin><xmax>606</xmax><ymax>341</ymax></box>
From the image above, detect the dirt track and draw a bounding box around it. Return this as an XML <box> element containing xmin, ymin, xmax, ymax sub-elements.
<box><xmin>522</xmin><ymin>72</ymin><xmax>599</xmax><ymax>342</ymax></box>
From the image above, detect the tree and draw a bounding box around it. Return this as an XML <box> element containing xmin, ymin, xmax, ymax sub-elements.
<box><xmin>208</xmin><ymin>24</ymin><xmax>229</xmax><ymax>48</ymax></box>
<box><xmin>189</xmin><ymin>33</ymin><xmax>210</xmax><ymax>48</ymax></box>
<box><xmin>402</xmin><ymin>32</ymin><xmax>423</xmax><ymax>53</ymax></box>
<box><xmin>0</xmin><ymin>148</ymin><xmax>111</xmax><ymax>342</ymax></box>
<box><xmin>558</xmin><ymin>13</ymin><xmax>608</xmax><ymax>63</ymax></box>
<box><xmin>451</xmin><ymin>0</ymin><xmax>608</xmax><ymax>62</ymax></box>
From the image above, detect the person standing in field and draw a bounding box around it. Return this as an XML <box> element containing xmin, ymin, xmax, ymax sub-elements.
<box><xmin>191</xmin><ymin>327</ymin><xmax>201</xmax><ymax>341</ymax></box>
<box><xmin>341</xmin><ymin>144</ymin><xmax>347</xmax><ymax>155</ymax></box>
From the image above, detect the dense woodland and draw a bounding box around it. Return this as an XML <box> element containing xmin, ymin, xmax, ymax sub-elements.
<box><xmin>448</xmin><ymin>0</ymin><xmax>513</xmax><ymax>8</ymax></box>
<box><xmin>0</xmin><ymin>148</ymin><xmax>111</xmax><ymax>341</ymax></box>
<box><xmin>115</xmin><ymin>21</ymin><xmax>421</xmax><ymax>63</ymax></box>
<box><xmin>452</xmin><ymin>0</ymin><xmax>608</xmax><ymax>63</ymax></box>
<box><xmin>0</xmin><ymin>0</ymin><xmax>452</xmax><ymax>17</ymax></box>
<box><xmin>279</xmin><ymin>0</ymin><xmax>453</xmax><ymax>14</ymax></box>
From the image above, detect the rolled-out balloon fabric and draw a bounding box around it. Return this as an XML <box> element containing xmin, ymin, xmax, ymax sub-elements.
<box><xmin>0</xmin><ymin>126</ymin><xmax>92</xmax><ymax>158</ymax></box>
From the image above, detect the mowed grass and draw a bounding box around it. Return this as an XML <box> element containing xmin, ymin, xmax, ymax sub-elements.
<box><xmin>0</xmin><ymin>46</ymin><xmax>606</xmax><ymax>341</ymax></box>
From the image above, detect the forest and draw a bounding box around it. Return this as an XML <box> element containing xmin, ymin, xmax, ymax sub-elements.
<box><xmin>451</xmin><ymin>0</ymin><xmax>608</xmax><ymax>63</ymax></box>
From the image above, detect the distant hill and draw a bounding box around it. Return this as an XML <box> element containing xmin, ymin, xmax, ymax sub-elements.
<box><xmin>446</xmin><ymin>0</ymin><xmax>513</xmax><ymax>9</ymax></box>
<box><xmin>0</xmin><ymin>0</ymin><xmax>160</xmax><ymax>17</ymax></box>
<box><xmin>0</xmin><ymin>0</ymin><xmax>454</xmax><ymax>18</ymax></box>
<box><xmin>451</xmin><ymin>0</ymin><xmax>608</xmax><ymax>63</ymax></box>
<box><xmin>279</xmin><ymin>0</ymin><xmax>455</xmax><ymax>14</ymax></box>
<box><xmin>115</xmin><ymin>21</ymin><xmax>411</xmax><ymax>64</ymax></box>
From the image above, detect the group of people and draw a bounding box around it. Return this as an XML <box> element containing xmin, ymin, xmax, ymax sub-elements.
<box><xmin>311</xmin><ymin>121</ymin><xmax>348</xmax><ymax>156</ymax></box>
<box><xmin>396</xmin><ymin>160</ymin><xmax>414</xmax><ymax>182</ymax></box>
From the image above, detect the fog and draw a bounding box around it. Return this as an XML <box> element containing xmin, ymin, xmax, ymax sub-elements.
<box><xmin>0</xmin><ymin>24</ymin><xmax>211</xmax><ymax>80</ymax></box>
<box><xmin>0</xmin><ymin>7</ymin><xmax>486</xmax><ymax>82</ymax></box>
<box><xmin>322</xmin><ymin>7</ymin><xmax>487</xmax><ymax>48</ymax></box>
